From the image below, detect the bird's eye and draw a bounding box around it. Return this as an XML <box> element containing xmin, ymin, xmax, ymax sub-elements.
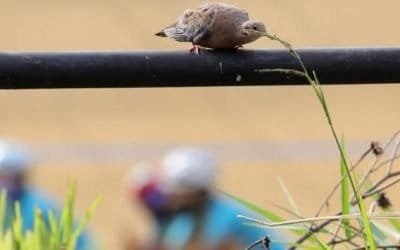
<box><xmin>252</xmin><ymin>26</ymin><xmax>258</xmax><ymax>30</ymax></box>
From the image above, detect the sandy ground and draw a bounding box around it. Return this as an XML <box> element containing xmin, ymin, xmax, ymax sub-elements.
<box><xmin>0</xmin><ymin>0</ymin><xmax>400</xmax><ymax>249</ymax></box>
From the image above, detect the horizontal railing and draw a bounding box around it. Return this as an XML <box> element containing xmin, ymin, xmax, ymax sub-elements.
<box><xmin>0</xmin><ymin>47</ymin><xmax>399</xmax><ymax>88</ymax></box>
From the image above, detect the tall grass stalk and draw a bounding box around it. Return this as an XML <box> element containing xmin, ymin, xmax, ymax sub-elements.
<box><xmin>257</xmin><ymin>32</ymin><xmax>376</xmax><ymax>249</ymax></box>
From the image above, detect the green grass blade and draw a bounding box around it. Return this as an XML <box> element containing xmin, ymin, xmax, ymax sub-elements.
<box><xmin>370</xmin><ymin>222</ymin><xmax>391</xmax><ymax>246</ymax></box>
<box><xmin>69</xmin><ymin>195</ymin><xmax>102</xmax><ymax>250</ymax></box>
<box><xmin>277</xmin><ymin>177</ymin><xmax>301</xmax><ymax>216</ymax></box>
<box><xmin>388</xmin><ymin>218</ymin><xmax>400</xmax><ymax>232</ymax></box>
<box><xmin>223</xmin><ymin>192</ymin><xmax>331</xmax><ymax>249</ymax></box>
<box><xmin>353</xmin><ymin>174</ymin><xmax>376</xmax><ymax>249</ymax></box>
<box><xmin>263</xmin><ymin>33</ymin><xmax>378</xmax><ymax>249</ymax></box>
<box><xmin>223</xmin><ymin>192</ymin><xmax>284</xmax><ymax>222</ymax></box>
<box><xmin>33</xmin><ymin>208</ymin><xmax>43</xmax><ymax>250</ymax></box>
<box><xmin>0</xmin><ymin>184</ymin><xmax>99</xmax><ymax>250</ymax></box>
<box><xmin>25</xmin><ymin>231</ymin><xmax>34</xmax><ymax>250</ymax></box>
<box><xmin>3</xmin><ymin>230</ymin><xmax>14</xmax><ymax>250</ymax></box>
<box><xmin>47</xmin><ymin>210</ymin><xmax>59</xmax><ymax>249</ymax></box>
<box><xmin>12</xmin><ymin>202</ymin><xmax>24</xmax><ymax>248</ymax></box>
<box><xmin>372</xmin><ymin>221</ymin><xmax>400</xmax><ymax>241</ymax></box>
<box><xmin>340</xmin><ymin>138</ymin><xmax>352</xmax><ymax>239</ymax></box>
<box><xmin>311</xmin><ymin>69</ymin><xmax>376</xmax><ymax>250</ymax></box>
<box><xmin>0</xmin><ymin>190</ymin><xmax>6</xmax><ymax>240</ymax></box>
<box><xmin>364</xmin><ymin>177</ymin><xmax>400</xmax><ymax>233</ymax></box>
<box><xmin>61</xmin><ymin>183</ymin><xmax>76</xmax><ymax>246</ymax></box>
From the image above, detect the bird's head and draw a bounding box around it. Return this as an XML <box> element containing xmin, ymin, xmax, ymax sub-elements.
<box><xmin>242</xmin><ymin>20</ymin><xmax>267</xmax><ymax>39</ymax></box>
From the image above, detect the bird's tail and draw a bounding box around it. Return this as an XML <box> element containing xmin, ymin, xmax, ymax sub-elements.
<box><xmin>155</xmin><ymin>30</ymin><xmax>167</xmax><ymax>37</ymax></box>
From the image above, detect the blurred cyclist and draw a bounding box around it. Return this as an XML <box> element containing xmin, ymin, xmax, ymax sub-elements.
<box><xmin>126</xmin><ymin>147</ymin><xmax>288</xmax><ymax>250</ymax></box>
<box><xmin>0</xmin><ymin>140</ymin><xmax>93</xmax><ymax>250</ymax></box>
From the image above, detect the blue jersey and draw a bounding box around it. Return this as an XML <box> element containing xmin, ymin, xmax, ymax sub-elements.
<box><xmin>7</xmin><ymin>188</ymin><xmax>94</xmax><ymax>250</ymax></box>
<box><xmin>159</xmin><ymin>194</ymin><xmax>288</xmax><ymax>249</ymax></box>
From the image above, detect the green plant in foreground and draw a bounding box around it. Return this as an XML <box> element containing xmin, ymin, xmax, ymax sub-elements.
<box><xmin>231</xmin><ymin>32</ymin><xmax>400</xmax><ymax>250</ymax></box>
<box><xmin>258</xmin><ymin>32</ymin><xmax>376</xmax><ymax>249</ymax></box>
<box><xmin>0</xmin><ymin>185</ymin><xmax>101</xmax><ymax>250</ymax></box>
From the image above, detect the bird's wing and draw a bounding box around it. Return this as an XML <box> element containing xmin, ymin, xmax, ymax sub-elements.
<box><xmin>155</xmin><ymin>20</ymin><xmax>190</xmax><ymax>42</ymax></box>
<box><xmin>155</xmin><ymin>3</ymin><xmax>247</xmax><ymax>45</ymax></box>
<box><xmin>163</xmin><ymin>26</ymin><xmax>188</xmax><ymax>42</ymax></box>
<box><xmin>191</xmin><ymin>8</ymin><xmax>218</xmax><ymax>43</ymax></box>
<box><xmin>155</xmin><ymin>8</ymin><xmax>201</xmax><ymax>42</ymax></box>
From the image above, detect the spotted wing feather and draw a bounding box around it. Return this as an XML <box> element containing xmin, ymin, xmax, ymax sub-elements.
<box><xmin>155</xmin><ymin>7</ymin><xmax>218</xmax><ymax>43</ymax></box>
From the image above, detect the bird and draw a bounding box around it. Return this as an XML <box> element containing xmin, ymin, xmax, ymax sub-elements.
<box><xmin>155</xmin><ymin>3</ymin><xmax>266</xmax><ymax>53</ymax></box>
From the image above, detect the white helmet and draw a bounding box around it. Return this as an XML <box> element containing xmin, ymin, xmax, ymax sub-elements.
<box><xmin>0</xmin><ymin>141</ymin><xmax>31</xmax><ymax>173</ymax></box>
<box><xmin>159</xmin><ymin>147</ymin><xmax>217</xmax><ymax>194</ymax></box>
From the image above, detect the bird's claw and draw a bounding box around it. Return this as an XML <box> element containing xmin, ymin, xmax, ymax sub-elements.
<box><xmin>189</xmin><ymin>45</ymin><xmax>205</xmax><ymax>55</ymax></box>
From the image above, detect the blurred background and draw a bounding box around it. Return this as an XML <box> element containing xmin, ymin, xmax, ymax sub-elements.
<box><xmin>0</xmin><ymin>0</ymin><xmax>400</xmax><ymax>249</ymax></box>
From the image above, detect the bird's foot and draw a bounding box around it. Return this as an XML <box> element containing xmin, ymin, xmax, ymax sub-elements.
<box><xmin>189</xmin><ymin>45</ymin><xmax>205</xmax><ymax>55</ymax></box>
<box><xmin>213</xmin><ymin>45</ymin><xmax>243</xmax><ymax>53</ymax></box>
<box><xmin>234</xmin><ymin>45</ymin><xmax>244</xmax><ymax>52</ymax></box>
<box><xmin>189</xmin><ymin>46</ymin><xmax>198</xmax><ymax>54</ymax></box>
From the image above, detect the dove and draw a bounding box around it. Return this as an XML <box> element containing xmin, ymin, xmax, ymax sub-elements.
<box><xmin>155</xmin><ymin>3</ymin><xmax>266</xmax><ymax>53</ymax></box>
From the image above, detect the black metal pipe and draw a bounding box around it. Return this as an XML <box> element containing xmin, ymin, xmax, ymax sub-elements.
<box><xmin>0</xmin><ymin>47</ymin><xmax>399</xmax><ymax>89</ymax></box>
